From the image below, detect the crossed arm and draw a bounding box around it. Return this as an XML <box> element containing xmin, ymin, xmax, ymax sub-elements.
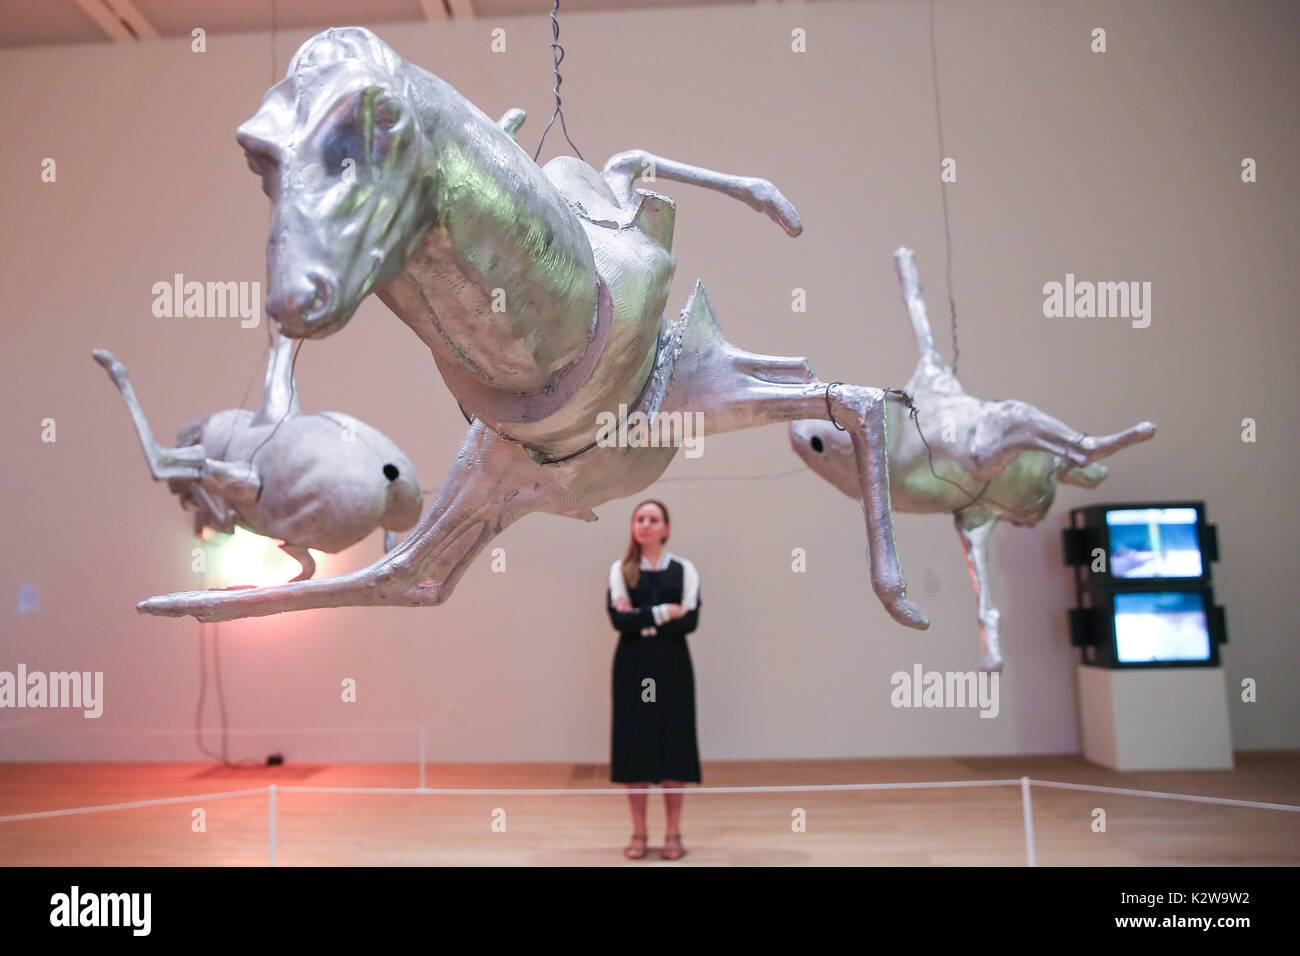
<box><xmin>606</xmin><ymin>559</ymin><xmax>701</xmax><ymax>636</ymax></box>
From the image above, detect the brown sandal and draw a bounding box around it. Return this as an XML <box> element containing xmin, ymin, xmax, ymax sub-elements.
<box><xmin>661</xmin><ymin>833</ymin><xmax>686</xmax><ymax>861</ymax></box>
<box><xmin>624</xmin><ymin>833</ymin><xmax>648</xmax><ymax>860</ymax></box>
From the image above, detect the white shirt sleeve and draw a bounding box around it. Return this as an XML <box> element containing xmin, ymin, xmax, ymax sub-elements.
<box><xmin>609</xmin><ymin>560</ymin><xmax>630</xmax><ymax>604</ymax></box>
<box><xmin>679</xmin><ymin>557</ymin><xmax>700</xmax><ymax>612</ymax></box>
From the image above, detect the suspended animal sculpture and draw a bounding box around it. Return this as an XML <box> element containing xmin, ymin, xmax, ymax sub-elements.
<box><xmin>135</xmin><ymin>26</ymin><xmax>928</xmax><ymax>629</ymax></box>
<box><xmin>790</xmin><ymin>247</ymin><xmax>1156</xmax><ymax>670</ymax></box>
<box><xmin>92</xmin><ymin>327</ymin><xmax>423</xmax><ymax>581</ymax></box>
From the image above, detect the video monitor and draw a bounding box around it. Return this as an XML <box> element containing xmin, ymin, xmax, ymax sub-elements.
<box><xmin>1112</xmin><ymin>590</ymin><xmax>1212</xmax><ymax>665</ymax></box>
<box><xmin>1104</xmin><ymin>505</ymin><xmax>1204</xmax><ymax>580</ymax></box>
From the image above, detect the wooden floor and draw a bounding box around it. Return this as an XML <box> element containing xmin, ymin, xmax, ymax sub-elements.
<box><xmin>1</xmin><ymin>753</ymin><xmax>1296</xmax><ymax>866</ymax></box>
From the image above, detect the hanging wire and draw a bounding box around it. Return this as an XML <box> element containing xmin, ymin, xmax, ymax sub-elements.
<box><xmin>213</xmin><ymin>325</ymin><xmax>275</xmax><ymax>465</ymax></box>
<box><xmin>215</xmin><ymin>0</ymin><xmax>291</xmax><ymax>465</ymax></box>
<box><xmin>533</xmin><ymin>0</ymin><xmax>584</xmax><ymax>162</ymax></box>
<box><xmin>656</xmin><ymin>466</ymin><xmax>808</xmax><ymax>484</ymax></box>
<box><xmin>269</xmin><ymin>0</ymin><xmax>278</xmax><ymax>84</ymax></box>
<box><xmin>885</xmin><ymin>387</ymin><xmax>989</xmax><ymax>510</ymax></box>
<box><xmin>928</xmin><ymin>0</ymin><xmax>959</xmax><ymax>375</ymax></box>
<box><xmin>825</xmin><ymin>382</ymin><xmax>847</xmax><ymax>430</ymax></box>
<box><xmin>245</xmin><ymin>338</ymin><xmax>305</xmax><ymax>470</ymax></box>
<box><xmin>212</xmin><ymin>0</ymin><xmax>284</xmax><ymax>463</ymax></box>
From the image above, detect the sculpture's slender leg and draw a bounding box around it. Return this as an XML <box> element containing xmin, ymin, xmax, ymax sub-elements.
<box><xmin>893</xmin><ymin>247</ymin><xmax>960</xmax><ymax>391</ymax></box>
<box><xmin>251</xmin><ymin>328</ymin><xmax>301</xmax><ymax>426</ymax></box>
<box><xmin>968</xmin><ymin>402</ymin><xmax>1156</xmax><ymax>475</ymax></box>
<box><xmin>92</xmin><ymin>349</ymin><xmax>263</xmax><ymax>509</ymax></box>
<box><xmin>1058</xmin><ymin>462</ymin><xmax>1108</xmax><ymax>488</ymax></box>
<box><xmin>279</xmin><ymin>544</ymin><xmax>316</xmax><ymax>582</ymax></box>
<box><xmin>92</xmin><ymin>350</ymin><xmax>208</xmax><ymax>478</ymax></box>
<box><xmin>705</xmin><ymin>377</ymin><xmax>926</xmax><ymax>629</ymax></box>
<box><xmin>889</xmin><ymin>246</ymin><xmax>1155</xmax><ymax>473</ymax></box>
<box><xmin>954</xmin><ymin>510</ymin><xmax>1002</xmax><ymax>672</ymax></box>
<box><xmin>139</xmin><ymin>548</ymin><xmax>394</xmax><ymax>621</ymax></box>
<box><xmin>663</xmin><ymin>286</ymin><xmax>926</xmax><ymax>629</ymax></box>
<box><xmin>377</xmin><ymin>420</ymin><xmax>592</xmax><ymax>607</ymax></box>
<box><xmin>92</xmin><ymin>351</ymin><xmax>265</xmax><ymax>512</ymax></box>
<box><xmin>497</xmin><ymin>108</ymin><xmax>526</xmax><ymax>139</ymax></box>
<box><xmin>837</xmin><ymin>385</ymin><xmax>928</xmax><ymax>630</ymax></box>
<box><xmin>194</xmin><ymin>461</ymin><xmax>261</xmax><ymax>511</ymax></box>
<box><xmin>137</xmin><ymin>421</ymin><xmax>582</xmax><ymax>621</ymax></box>
<box><xmin>601</xmin><ymin>150</ymin><xmax>803</xmax><ymax>237</ymax></box>
<box><xmin>185</xmin><ymin>484</ymin><xmax>237</xmax><ymax>534</ymax></box>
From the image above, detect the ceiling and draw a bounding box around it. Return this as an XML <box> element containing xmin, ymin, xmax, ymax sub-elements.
<box><xmin>0</xmin><ymin>0</ymin><xmax>819</xmax><ymax>50</ymax></box>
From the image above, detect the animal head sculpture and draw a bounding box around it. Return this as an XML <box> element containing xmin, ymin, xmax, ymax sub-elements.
<box><xmin>236</xmin><ymin>28</ymin><xmax>432</xmax><ymax>338</ymax></box>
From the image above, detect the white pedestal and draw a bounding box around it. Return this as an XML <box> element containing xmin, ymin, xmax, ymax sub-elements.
<box><xmin>1076</xmin><ymin>664</ymin><xmax>1234</xmax><ymax>770</ymax></box>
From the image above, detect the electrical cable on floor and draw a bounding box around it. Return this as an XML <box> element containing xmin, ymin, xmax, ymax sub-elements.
<box><xmin>194</xmin><ymin>570</ymin><xmax>263</xmax><ymax>769</ymax></box>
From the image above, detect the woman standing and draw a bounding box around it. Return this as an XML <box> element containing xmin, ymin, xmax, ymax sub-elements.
<box><xmin>607</xmin><ymin>499</ymin><xmax>702</xmax><ymax>861</ymax></box>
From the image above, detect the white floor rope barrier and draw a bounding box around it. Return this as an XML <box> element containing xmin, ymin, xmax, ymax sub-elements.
<box><xmin>2</xmin><ymin>774</ymin><xmax>1295</xmax><ymax>867</ymax></box>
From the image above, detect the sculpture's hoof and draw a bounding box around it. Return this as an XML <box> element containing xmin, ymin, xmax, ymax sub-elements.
<box><xmin>979</xmin><ymin>653</ymin><xmax>1003</xmax><ymax>673</ymax></box>
<box><xmin>1060</xmin><ymin>462</ymin><xmax>1108</xmax><ymax>488</ymax></box>
<box><xmin>92</xmin><ymin>349</ymin><xmax>126</xmax><ymax>377</ymax></box>
<box><xmin>138</xmin><ymin>584</ymin><xmax>276</xmax><ymax>621</ymax></box>
<box><xmin>137</xmin><ymin>591</ymin><xmax>212</xmax><ymax>619</ymax></box>
<box><xmin>887</xmin><ymin>596</ymin><xmax>930</xmax><ymax>631</ymax></box>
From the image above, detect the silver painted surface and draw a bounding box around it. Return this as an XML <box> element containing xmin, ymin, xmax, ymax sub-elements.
<box><xmin>137</xmin><ymin>27</ymin><xmax>925</xmax><ymax>631</ymax></box>
<box><xmin>93</xmin><ymin>327</ymin><xmax>422</xmax><ymax>580</ymax></box>
<box><xmin>790</xmin><ymin>248</ymin><xmax>1156</xmax><ymax>669</ymax></box>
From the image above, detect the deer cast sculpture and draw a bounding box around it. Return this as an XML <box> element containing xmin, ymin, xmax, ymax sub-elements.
<box><xmin>138</xmin><ymin>26</ymin><xmax>928</xmax><ymax>629</ymax></box>
<box><xmin>790</xmin><ymin>248</ymin><xmax>1157</xmax><ymax>670</ymax></box>
<box><xmin>93</xmin><ymin>328</ymin><xmax>423</xmax><ymax>581</ymax></box>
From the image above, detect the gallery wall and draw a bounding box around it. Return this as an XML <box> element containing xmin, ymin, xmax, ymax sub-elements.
<box><xmin>1</xmin><ymin>0</ymin><xmax>1296</xmax><ymax>762</ymax></box>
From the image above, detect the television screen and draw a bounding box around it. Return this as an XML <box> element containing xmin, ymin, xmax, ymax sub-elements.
<box><xmin>1113</xmin><ymin>591</ymin><xmax>1212</xmax><ymax>664</ymax></box>
<box><xmin>1105</xmin><ymin>506</ymin><xmax>1203</xmax><ymax>579</ymax></box>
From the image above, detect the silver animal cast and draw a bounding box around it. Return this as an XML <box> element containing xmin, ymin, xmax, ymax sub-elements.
<box><xmin>93</xmin><ymin>327</ymin><xmax>422</xmax><ymax>581</ymax></box>
<box><xmin>790</xmin><ymin>248</ymin><xmax>1156</xmax><ymax>670</ymax></box>
<box><xmin>136</xmin><ymin>27</ymin><xmax>928</xmax><ymax>630</ymax></box>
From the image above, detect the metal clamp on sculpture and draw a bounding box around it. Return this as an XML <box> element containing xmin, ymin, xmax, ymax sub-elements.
<box><xmin>136</xmin><ymin>26</ymin><xmax>927</xmax><ymax>632</ymax></box>
<box><xmin>790</xmin><ymin>247</ymin><xmax>1158</xmax><ymax>670</ymax></box>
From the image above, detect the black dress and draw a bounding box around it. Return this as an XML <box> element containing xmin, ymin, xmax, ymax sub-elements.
<box><xmin>607</xmin><ymin>551</ymin><xmax>702</xmax><ymax>784</ymax></box>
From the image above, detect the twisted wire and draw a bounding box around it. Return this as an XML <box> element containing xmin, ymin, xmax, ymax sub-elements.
<box><xmin>533</xmin><ymin>0</ymin><xmax>584</xmax><ymax>162</ymax></box>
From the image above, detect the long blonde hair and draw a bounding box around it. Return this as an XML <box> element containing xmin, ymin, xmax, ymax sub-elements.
<box><xmin>621</xmin><ymin>499</ymin><xmax>670</xmax><ymax>591</ymax></box>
